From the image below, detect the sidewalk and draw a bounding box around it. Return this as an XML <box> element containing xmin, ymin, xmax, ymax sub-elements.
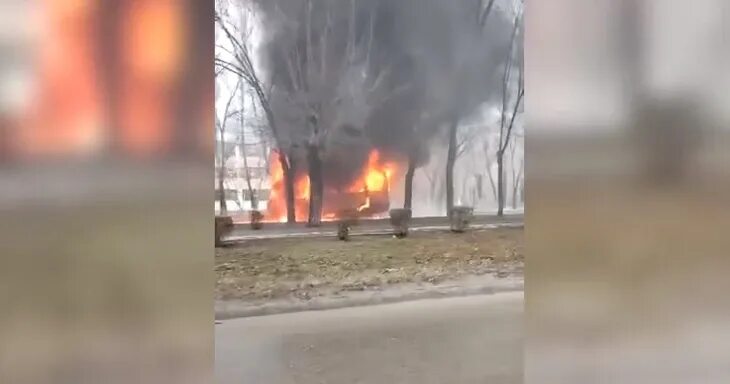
<box><xmin>224</xmin><ymin>221</ymin><xmax>524</xmax><ymax>242</ymax></box>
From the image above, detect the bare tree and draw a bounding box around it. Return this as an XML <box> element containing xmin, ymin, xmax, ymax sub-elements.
<box><xmin>483</xmin><ymin>139</ymin><xmax>499</xmax><ymax>202</ymax></box>
<box><xmin>420</xmin><ymin>167</ymin><xmax>435</xmax><ymax>204</ymax></box>
<box><xmin>420</xmin><ymin>162</ymin><xmax>447</xmax><ymax>213</ymax></box>
<box><xmin>403</xmin><ymin>127</ymin><xmax>434</xmax><ymax>211</ymax></box>
<box><xmin>445</xmin><ymin>118</ymin><xmax>460</xmax><ymax>214</ymax></box>
<box><xmin>238</xmin><ymin>80</ymin><xmax>259</xmax><ymax>210</ymax></box>
<box><xmin>216</xmin><ymin>79</ymin><xmax>240</xmax><ymax>216</ymax></box>
<box><xmin>215</xmin><ymin>1</ymin><xmax>297</xmax><ymax>223</ymax></box>
<box><xmin>444</xmin><ymin>0</ymin><xmax>502</xmax><ymax>215</ymax></box>
<box><xmin>442</xmin><ymin>120</ymin><xmax>485</xmax><ymax>212</ymax></box>
<box><xmin>404</xmin><ymin>91</ymin><xmax>482</xmax><ymax>215</ymax></box>
<box><xmin>496</xmin><ymin>3</ymin><xmax>524</xmax><ymax>216</ymax></box>
<box><xmin>513</xmin><ymin>157</ymin><xmax>524</xmax><ymax>209</ymax></box>
<box><xmin>404</xmin><ymin>151</ymin><xmax>417</xmax><ymax>210</ymax></box>
<box><xmin>403</xmin><ymin>116</ymin><xmax>432</xmax><ymax>211</ymax></box>
<box><xmin>509</xmin><ymin>137</ymin><xmax>523</xmax><ymax>209</ymax></box>
<box><xmin>268</xmin><ymin>0</ymin><xmax>405</xmax><ymax>226</ymax></box>
<box><xmin>247</xmin><ymin>88</ymin><xmax>272</xmax><ymax>194</ymax></box>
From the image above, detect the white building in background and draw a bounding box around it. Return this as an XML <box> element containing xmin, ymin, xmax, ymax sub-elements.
<box><xmin>214</xmin><ymin>120</ymin><xmax>271</xmax><ymax>214</ymax></box>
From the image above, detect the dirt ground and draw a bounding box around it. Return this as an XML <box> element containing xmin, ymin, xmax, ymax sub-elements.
<box><xmin>215</xmin><ymin>227</ymin><xmax>523</xmax><ymax>301</ymax></box>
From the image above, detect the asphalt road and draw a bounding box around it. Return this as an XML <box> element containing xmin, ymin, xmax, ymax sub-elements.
<box><xmin>215</xmin><ymin>291</ymin><xmax>523</xmax><ymax>384</ymax></box>
<box><xmin>223</xmin><ymin>213</ymin><xmax>524</xmax><ymax>242</ymax></box>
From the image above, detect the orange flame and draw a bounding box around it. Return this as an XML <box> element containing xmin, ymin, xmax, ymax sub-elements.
<box><xmin>357</xmin><ymin>196</ymin><xmax>371</xmax><ymax>212</ymax></box>
<box><xmin>263</xmin><ymin>152</ymin><xmax>289</xmax><ymax>222</ymax></box>
<box><xmin>347</xmin><ymin>150</ymin><xmax>393</xmax><ymax>193</ymax></box>
<box><xmin>265</xmin><ymin>149</ymin><xmax>397</xmax><ymax>222</ymax></box>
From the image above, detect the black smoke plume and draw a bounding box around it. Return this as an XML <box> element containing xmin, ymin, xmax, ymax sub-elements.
<box><xmin>252</xmin><ymin>0</ymin><xmax>513</xmax><ymax>188</ymax></box>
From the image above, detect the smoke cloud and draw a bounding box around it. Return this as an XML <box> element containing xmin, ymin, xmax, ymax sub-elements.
<box><xmin>252</xmin><ymin>0</ymin><xmax>513</xmax><ymax>188</ymax></box>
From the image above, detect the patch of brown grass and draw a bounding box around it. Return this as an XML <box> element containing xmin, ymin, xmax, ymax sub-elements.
<box><xmin>215</xmin><ymin>228</ymin><xmax>523</xmax><ymax>301</ymax></box>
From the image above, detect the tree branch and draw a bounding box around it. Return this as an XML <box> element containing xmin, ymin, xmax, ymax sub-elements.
<box><xmin>216</xmin><ymin>7</ymin><xmax>286</xmax><ymax>151</ymax></box>
<box><xmin>501</xmin><ymin>88</ymin><xmax>524</xmax><ymax>153</ymax></box>
<box><xmin>479</xmin><ymin>0</ymin><xmax>498</xmax><ymax>27</ymax></box>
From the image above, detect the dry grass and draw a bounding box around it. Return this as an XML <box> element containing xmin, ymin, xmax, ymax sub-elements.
<box><xmin>215</xmin><ymin>228</ymin><xmax>523</xmax><ymax>301</ymax></box>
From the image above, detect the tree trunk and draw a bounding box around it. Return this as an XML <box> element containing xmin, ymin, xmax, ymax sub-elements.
<box><xmin>497</xmin><ymin>153</ymin><xmax>504</xmax><ymax>216</ymax></box>
<box><xmin>218</xmin><ymin>126</ymin><xmax>228</xmax><ymax>215</ymax></box>
<box><xmin>243</xmin><ymin>155</ymin><xmax>257</xmax><ymax>210</ymax></box>
<box><xmin>306</xmin><ymin>144</ymin><xmax>324</xmax><ymax>226</ymax></box>
<box><xmin>520</xmin><ymin>180</ymin><xmax>525</xmax><ymax>205</ymax></box>
<box><xmin>403</xmin><ymin>152</ymin><xmax>416</xmax><ymax>210</ymax></box>
<box><xmin>239</xmin><ymin>83</ymin><xmax>258</xmax><ymax>210</ymax></box>
<box><xmin>218</xmin><ymin>164</ymin><xmax>227</xmax><ymax>216</ymax></box>
<box><xmin>278</xmin><ymin>151</ymin><xmax>296</xmax><ymax>224</ymax></box>
<box><xmin>445</xmin><ymin>119</ymin><xmax>458</xmax><ymax>215</ymax></box>
<box><xmin>486</xmin><ymin>162</ymin><xmax>498</xmax><ymax>202</ymax></box>
<box><xmin>512</xmin><ymin>159</ymin><xmax>523</xmax><ymax>210</ymax></box>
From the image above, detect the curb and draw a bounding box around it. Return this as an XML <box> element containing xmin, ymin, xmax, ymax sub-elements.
<box><xmin>215</xmin><ymin>276</ymin><xmax>524</xmax><ymax>320</ymax></box>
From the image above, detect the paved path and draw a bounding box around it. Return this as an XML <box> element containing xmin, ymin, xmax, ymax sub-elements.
<box><xmin>223</xmin><ymin>213</ymin><xmax>524</xmax><ymax>242</ymax></box>
<box><xmin>216</xmin><ymin>291</ymin><xmax>523</xmax><ymax>384</ymax></box>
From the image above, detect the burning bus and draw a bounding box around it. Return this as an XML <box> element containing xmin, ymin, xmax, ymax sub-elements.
<box><xmin>265</xmin><ymin>149</ymin><xmax>395</xmax><ymax>222</ymax></box>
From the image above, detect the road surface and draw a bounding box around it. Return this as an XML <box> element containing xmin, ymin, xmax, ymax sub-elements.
<box><xmin>223</xmin><ymin>213</ymin><xmax>524</xmax><ymax>242</ymax></box>
<box><xmin>215</xmin><ymin>291</ymin><xmax>523</xmax><ymax>384</ymax></box>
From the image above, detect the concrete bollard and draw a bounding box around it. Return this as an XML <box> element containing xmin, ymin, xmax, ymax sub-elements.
<box><xmin>250</xmin><ymin>210</ymin><xmax>263</xmax><ymax>230</ymax></box>
<box><xmin>336</xmin><ymin>209</ymin><xmax>359</xmax><ymax>241</ymax></box>
<box><xmin>337</xmin><ymin>221</ymin><xmax>351</xmax><ymax>241</ymax></box>
<box><xmin>449</xmin><ymin>206</ymin><xmax>474</xmax><ymax>233</ymax></box>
